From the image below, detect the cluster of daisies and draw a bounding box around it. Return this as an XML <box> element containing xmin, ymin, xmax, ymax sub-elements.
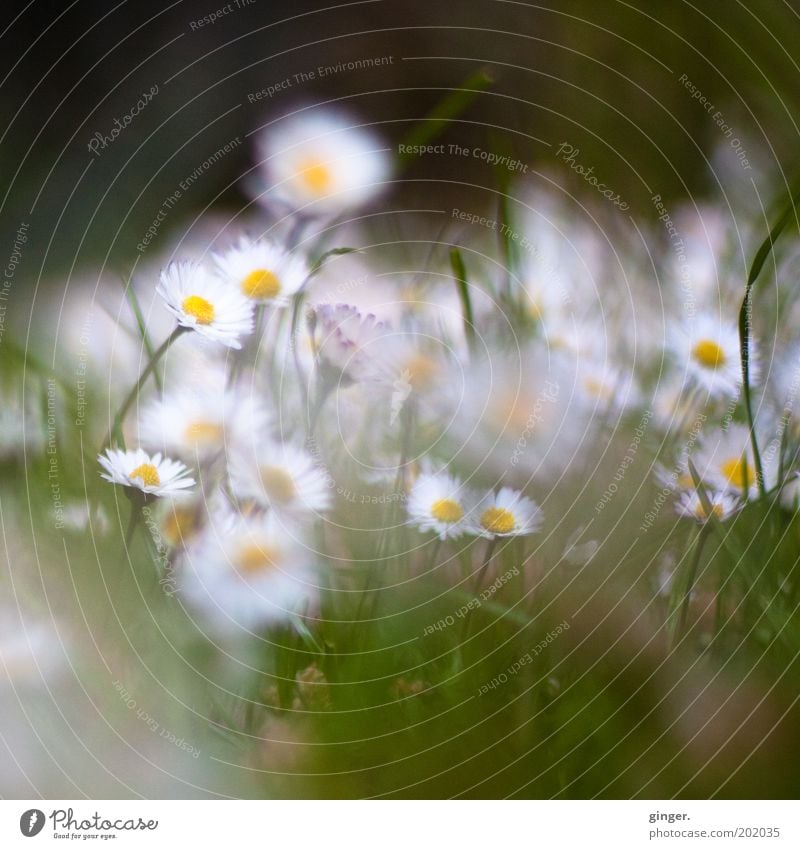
<box><xmin>90</xmin><ymin>105</ymin><xmax>800</xmax><ymax>640</ymax></box>
<box><xmin>408</xmin><ymin>477</ymin><xmax>542</xmax><ymax>540</ymax></box>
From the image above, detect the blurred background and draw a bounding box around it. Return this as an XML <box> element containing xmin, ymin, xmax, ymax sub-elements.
<box><xmin>2</xmin><ymin>0</ymin><xmax>800</xmax><ymax>275</ymax></box>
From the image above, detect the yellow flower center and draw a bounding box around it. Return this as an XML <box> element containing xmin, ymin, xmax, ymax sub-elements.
<box><xmin>430</xmin><ymin>498</ymin><xmax>463</xmax><ymax>524</ymax></box>
<box><xmin>236</xmin><ymin>542</ymin><xmax>280</xmax><ymax>575</ymax></box>
<box><xmin>692</xmin><ymin>339</ymin><xmax>725</xmax><ymax>369</ymax></box>
<box><xmin>696</xmin><ymin>500</ymin><xmax>724</xmax><ymax>520</ymax></box>
<box><xmin>406</xmin><ymin>355</ymin><xmax>439</xmax><ymax>390</ymax></box>
<box><xmin>720</xmin><ymin>457</ymin><xmax>753</xmax><ymax>489</ymax></box>
<box><xmin>184</xmin><ymin>420</ymin><xmax>223</xmax><ymax>447</ymax></box>
<box><xmin>182</xmin><ymin>294</ymin><xmax>215</xmax><ymax>325</ymax></box>
<box><xmin>527</xmin><ymin>293</ymin><xmax>543</xmax><ymax>320</ymax></box>
<box><xmin>583</xmin><ymin>375</ymin><xmax>613</xmax><ymax>400</ymax></box>
<box><xmin>298</xmin><ymin>158</ymin><xmax>332</xmax><ymax>194</ymax></box>
<box><xmin>161</xmin><ymin>504</ymin><xmax>199</xmax><ymax>546</ymax></box>
<box><xmin>481</xmin><ymin>506</ymin><xmax>516</xmax><ymax>534</ymax></box>
<box><xmin>129</xmin><ymin>463</ymin><xmax>160</xmax><ymax>488</ymax></box>
<box><xmin>242</xmin><ymin>268</ymin><xmax>281</xmax><ymax>300</ymax></box>
<box><xmin>492</xmin><ymin>389</ymin><xmax>531</xmax><ymax>432</ymax></box>
<box><xmin>259</xmin><ymin>465</ymin><xmax>297</xmax><ymax>504</ymax></box>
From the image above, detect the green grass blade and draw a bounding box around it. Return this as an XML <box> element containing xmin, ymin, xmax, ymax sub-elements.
<box><xmin>738</xmin><ymin>178</ymin><xmax>800</xmax><ymax>499</ymax></box>
<box><xmin>121</xmin><ymin>275</ymin><xmax>161</xmax><ymax>393</ymax></box>
<box><xmin>450</xmin><ymin>248</ymin><xmax>476</xmax><ymax>354</ymax></box>
<box><xmin>398</xmin><ymin>68</ymin><xmax>494</xmax><ymax>162</ymax></box>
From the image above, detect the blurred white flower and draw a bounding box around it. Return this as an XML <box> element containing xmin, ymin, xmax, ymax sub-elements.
<box><xmin>59</xmin><ymin>501</ymin><xmax>111</xmax><ymax>534</ymax></box>
<box><xmin>407</xmin><ymin>472</ymin><xmax>475</xmax><ymax>540</ymax></box>
<box><xmin>255</xmin><ymin>110</ymin><xmax>390</xmax><ymax>215</ymax></box>
<box><xmin>157</xmin><ymin>261</ymin><xmax>254</xmax><ymax>349</ymax></box>
<box><xmin>180</xmin><ymin>513</ymin><xmax>317</xmax><ymax>633</ymax></box>
<box><xmin>228</xmin><ymin>439</ymin><xmax>332</xmax><ymax>517</ymax></box>
<box><xmin>137</xmin><ymin>385</ymin><xmax>270</xmax><ymax>464</ymax></box>
<box><xmin>780</xmin><ymin>472</ymin><xmax>800</xmax><ymax>510</ymax></box>
<box><xmin>574</xmin><ymin>360</ymin><xmax>639</xmax><ymax>415</ymax></box>
<box><xmin>98</xmin><ymin>447</ymin><xmax>195</xmax><ymax>496</ymax></box>
<box><xmin>676</xmin><ymin>489</ymin><xmax>740</xmax><ymax>522</ymax></box>
<box><xmin>214</xmin><ymin>236</ymin><xmax>309</xmax><ymax>306</ymax></box>
<box><xmin>468</xmin><ymin>487</ymin><xmax>543</xmax><ymax>538</ymax></box>
<box><xmin>0</xmin><ymin>611</ymin><xmax>65</xmax><ymax>689</ymax></box>
<box><xmin>313</xmin><ymin>302</ymin><xmax>389</xmax><ymax>381</ymax></box>
<box><xmin>0</xmin><ymin>378</ymin><xmax>46</xmax><ymax>459</ymax></box>
<box><xmin>691</xmin><ymin>424</ymin><xmax>776</xmax><ymax>498</ymax></box>
<box><xmin>442</xmin><ymin>346</ymin><xmax>585</xmax><ymax>481</ymax></box>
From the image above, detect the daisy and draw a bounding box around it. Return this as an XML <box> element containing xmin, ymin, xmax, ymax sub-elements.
<box><xmin>180</xmin><ymin>513</ymin><xmax>317</xmax><ymax>632</ymax></box>
<box><xmin>770</xmin><ymin>341</ymin><xmax>800</xmax><ymax>424</ymax></box>
<box><xmin>312</xmin><ymin>303</ymin><xmax>389</xmax><ymax>382</ymax></box>
<box><xmin>407</xmin><ymin>472</ymin><xmax>475</xmax><ymax>540</ymax></box>
<box><xmin>654</xmin><ymin>460</ymin><xmax>696</xmax><ymax>493</ymax></box>
<box><xmin>0</xmin><ymin>609</ymin><xmax>64</xmax><ymax>687</ymax></box>
<box><xmin>228</xmin><ymin>439</ymin><xmax>332</xmax><ymax>516</ymax></box>
<box><xmin>255</xmin><ymin>110</ymin><xmax>390</xmax><ymax>215</ymax></box>
<box><xmin>512</xmin><ymin>252</ymin><xmax>574</xmax><ymax>338</ymax></box>
<box><xmin>98</xmin><ymin>447</ymin><xmax>195</xmax><ymax>496</ymax></box>
<box><xmin>676</xmin><ymin>489</ymin><xmax>740</xmax><ymax>522</ymax></box>
<box><xmin>158</xmin><ymin>497</ymin><xmax>206</xmax><ymax>549</ymax></box>
<box><xmin>469</xmin><ymin>487</ymin><xmax>543</xmax><ymax>538</ymax></box>
<box><xmin>156</xmin><ymin>261</ymin><xmax>254</xmax><ymax>349</ymax></box>
<box><xmin>214</xmin><ymin>236</ymin><xmax>309</xmax><ymax>306</ymax></box>
<box><xmin>439</xmin><ymin>345</ymin><xmax>583</xmax><ymax>482</ymax></box>
<box><xmin>0</xmin><ymin>377</ymin><xmax>45</xmax><ymax>459</ymax></box>
<box><xmin>691</xmin><ymin>424</ymin><xmax>776</xmax><ymax>498</ymax></box>
<box><xmin>574</xmin><ymin>361</ymin><xmax>639</xmax><ymax>415</ymax></box>
<box><xmin>137</xmin><ymin>386</ymin><xmax>270</xmax><ymax>463</ymax></box>
<box><xmin>158</xmin><ymin>489</ymin><xmax>237</xmax><ymax>550</ymax></box>
<box><xmin>671</xmin><ymin>313</ymin><xmax>753</xmax><ymax>399</ymax></box>
<box><xmin>650</xmin><ymin>373</ymin><xmax>703</xmax><ymax>435</ymax></box>
<box><xmin>780</xmin><ymin>472</ymin><xmax>800</xmax><ymax>510</ymax></box>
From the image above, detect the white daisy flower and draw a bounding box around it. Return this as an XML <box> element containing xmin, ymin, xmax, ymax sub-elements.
<box><xmin>213</xmin><ymin>236</ymin><xmax>309</xmax><ymax>306</ymax></box>
<box><xmin>468</xmin><ymin>487</ymin><xmax>543</xmax><ymax>538</ymax></box>
<box><xmin>650</xmin><ymin>373</ymin><xmax>703</xmax><ymax>435</ymax></box>
<box><xmin>770</xmin><ymin>341</ymin><xmax>800</xmax><ymax>422</ymax></box>
<box><xmin>440</xmin><ymin>345</ymin><xmax>584</xmax><ymax>482</ymax></box>
<box><xmin>228</xmin><ymin>440</ymin><xmax>332</xmax><ymax>516</ymax></box>
<box><xmin>574</xmin><ymin>361</ymin><xmax>639</xmax><ymax>415</ymax></box>
<box><xmin>780</xmin><ymin>473</ymin><xmax>800</xmax><ymax>510</ymax></box>
<box><xmin>180</xmin><ymin>513</ymin><xmax>317</xmax><ymax>633</ymax></box>
<box><xmin>671</xmin><ymin>314</ymin><xmax>752</xmax><ymax>399</ymax></box>
<box><xmin>157</xmin><ymin>497</ymin><xmax>205</xmax><ymax>550</ymax></box>
<box><xmin>407</xmin><ymin>472</ymin><xmax>475</xmax><ymax>540</ymax></box>
<box><xmin>313</xmin><ymin>303</ymin><xmax>389</xmax><ymax>381</ymax></box>
<box><xmin>0</xmin><ymin>377</ymin><xmax>46</xmax><ymax>459</ymax></box>
<box><xmin>520</xmin><ymin>270</ymin><xmax>570</xmax><ymax>329</ymax></box>
<box><xmin>676</xmin><ymin>489</ymin><xmax>740</xmax><ymax>522</ymax></box>
<box><xmin>156</xmin><ymin>261</ymin><xmax>254</xmax><ymax>349</ymax></box>
<box><xmin>0</xmin><ymin>609</ymin><xmax>65</xmax><ymax>688</ymax></box>
<box><xmin>691</xmin><ymin>423</ymin><xmax>776</xmax><ymax>498</ymax></box>
<box><xmin>98</xmin><ymin>447</ymin><xmax>195</xmax><ymax>496</ymax></box>
<box><xmin>255</xmin><ymin>110</ymin><xmax>390</xmax><ymax>215</ymax></box>
<box><xmin>654</xmin><ymin>460</ymin><xmax>696</xmax><ymax>494</ymax></box>
<box><xmin>59</xmin><ymin>501</ymin><xmax>111</xmax><ymax>534</ymax></box>
<box><xmin>137</xmin><ymin>386</ymin><xmax>271</xmax><ymax>464</ymax></box>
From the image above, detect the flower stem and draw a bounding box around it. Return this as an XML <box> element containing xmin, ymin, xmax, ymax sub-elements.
<box><xmin>672</xmin><ymin>522</ymin><xmax>710</xmax><ymax>649</ymax></box>
<box><xmin>125</xmin><ymin>498</ymin><xmax>143</xmax><ymax>549</ymax></box>
<box><xmin>473</xmin><ymin>537</ymin><xmax>498</xmax><ymax>593</ymax></box>
<box><xmin>739</xmin><ymin>288</ymin><xmax>766</xmax><ymax>498</ymax></box>
<box><xmin>106</xmin><ymin>326</ymin><xmax>186</xmax><ymax>448</ymax></box>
